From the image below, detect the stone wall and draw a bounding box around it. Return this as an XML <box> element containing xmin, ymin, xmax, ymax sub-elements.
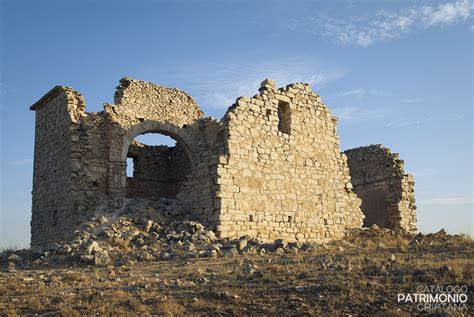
<box><xmin>30</xmin><ymin>87</ymin><xmax>85</xmax><ymax>247</ymax></box>
<box><xmin>344</xmin><ymin>145</ymin><xmax>417</xmax><ymax>232</ymax></box>
<box><xmin>214</xmin><ymin>80</ymin><xmax>364</xmax><ymax>243</ymax></box>
<box><xmin>126</xmin><ymin>141</ymin><xmax>192</xmax><ymax>199</ymax></box>
<box><xmin>30</xmin><ymin>78</ymin><xmax>220</xmax><ymax>247</ymax></box>
<box><xmin>30</xmin><ymin>77</ymin><xmax>415</xmax><ymax>248</ymax></box>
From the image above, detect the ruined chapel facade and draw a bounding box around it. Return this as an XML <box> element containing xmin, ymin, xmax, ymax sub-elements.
<box><xmin>30</xmin><ymin>78</ymin><xmax>416</xmax><ymax>248</ymax></box>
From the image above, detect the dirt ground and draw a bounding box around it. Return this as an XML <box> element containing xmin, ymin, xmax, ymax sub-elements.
<box><xmin>1</xmin><ymin>229</ymin><xmax>472</xmax><ymax>316</ymax></box>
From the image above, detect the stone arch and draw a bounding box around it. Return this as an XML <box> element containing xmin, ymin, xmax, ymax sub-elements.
<box><xmin>107</xmin><ymin>120</ymin><xmax>197</xmax><ymax>198</ymax></box>
<box><xmin>121</xmin><ymin>120</ymin><xmax>196</xmax><ymax>167</ymax></box>
<box><xmin>104</xmin><ymin>78</ymin><xmax>204</xmax><ymax>198</ymax></box>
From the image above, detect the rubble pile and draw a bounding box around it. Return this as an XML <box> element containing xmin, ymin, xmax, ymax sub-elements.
<box><xmin>1</xmin><ymin>198</ymin><xmax>318</xmax><ymax>268</ymax></box>
<box><xmin>2</xmin><ymin>199</ymin><xmax>468</xmax><ymax>270</ymax></box>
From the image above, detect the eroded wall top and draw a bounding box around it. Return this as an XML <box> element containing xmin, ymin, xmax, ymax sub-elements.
<box><xmin>344</xmin><ymin>144</ymin><xmax>416</xmax><ymax>232</ymax></box>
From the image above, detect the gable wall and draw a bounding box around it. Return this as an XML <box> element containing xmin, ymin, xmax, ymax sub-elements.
<box><xmin>215</xmin><ymin>81</ymin><xmax>364</xmax><ymax>243</ymax></box>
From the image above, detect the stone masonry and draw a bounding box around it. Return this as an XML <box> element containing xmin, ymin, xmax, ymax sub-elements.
<box><xmin>30</xmin><ymin>77</ymin><xmax>416</xmax><ymax>248</ymax></box>
<box><xmin>344</xmin><ymin>145</ymin><xmax>417</xmax><ymax>232</ymax></box>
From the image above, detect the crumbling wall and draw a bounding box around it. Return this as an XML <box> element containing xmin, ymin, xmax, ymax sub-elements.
<box><xmin>30</xmin><ymin>77</ymin><xmax>416</xmax><ymax>248</ymax></box>
<box><xmin>170</xmin><ymin>117</ymin><xmax>225</xmax><ymax>229</ymax></box>
<box><xmin>344</xmin><ymin>145</ymin><xmax>416</xmax><ymax>232</ymax></box>
<box><xmin>104</xmin><ymin>78</ymin><xmax>220</xmax><ymax>228</ymax></box>
<box><xmin>214</xmin><ymin>80</ymin><xmax>364</xmax><ymax>243</ymax></box>
<box><xmin>30</xmin><ymin>79</ymin><xmax>219</xmax><ymax>247</ymax></box>
<box><xmin>30</xmin><ymin>87</ymin><xmax>86</xmax><ymax>247</ymax></box>
<box><xmin>126</xmin><ymin>141</ymin><xmax>192</xmax><ymax>198</ymax></box>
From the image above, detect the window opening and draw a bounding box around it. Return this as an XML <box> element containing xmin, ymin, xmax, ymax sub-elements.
<box><xmin>278</xmin><ymin>101</ymin><xmax>291</xmax><ymax>134</ymax></box>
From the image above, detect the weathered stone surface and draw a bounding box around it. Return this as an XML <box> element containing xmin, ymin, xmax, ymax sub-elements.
<box><xmin>29</xmin><ymin>78</ymin><xmax>416</xmax><ymax>249</ymax></box>
<box><xmin>344</xmin><ymin>145</ymin><xmax>416</xmax><ymax>232</ymax></box>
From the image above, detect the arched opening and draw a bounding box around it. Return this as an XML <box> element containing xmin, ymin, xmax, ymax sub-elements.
<box><xmin>125</xmin><ymin>132</ymin><xmax>193</xmax><ymax>199</ymax></box>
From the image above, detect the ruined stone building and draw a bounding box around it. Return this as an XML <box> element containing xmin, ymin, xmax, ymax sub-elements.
<box><xmin>30</xmin><ymin>78</ymin><xmax>416</xmax><ymax>247</ymax></box>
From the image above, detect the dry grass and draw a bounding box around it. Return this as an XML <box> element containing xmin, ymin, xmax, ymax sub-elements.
<box><xmin>110</xmin><ymin>237</ymin><xmax>131</xmax><ymax>252</ymax></box>
<box><xmin>0</xmin><ymin>233</ymin><xmax>472</xmax><ymax>316</ymax></box>
<box><xmin>0</xmin><ymin>284</ymin><xmax>8</xmax><ymax>296</ymax></box>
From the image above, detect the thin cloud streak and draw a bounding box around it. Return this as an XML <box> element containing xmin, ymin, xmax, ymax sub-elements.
<box><xmin>287</xmin><ymin>0</ymin><xmax>473</xmax><ymax>46</ymax></box>
<box><xmin>6</xmin><ymin>159</ymin><xmax>33</xmax><ymax>165</ymax></box>
<box><xmin>386</xmin><ymin>117</ymin><xmax>433</xmax><ymax>127</ymax></box>
<box><xmin>403</xmin><ymin>98</ymin><xmax>422</xmax><ymax>103</ymax></box>
<box><xmin>419</xmin><ymin>195</ymin><xmax>474</xmax><ymax>205</ymax></box>
<box><xmin>332</xmin><ymin>106</ymin><xmax>385</xmax><ymax>122</ymax></box>
<box><xmin>338</xmin><ymin>88</ymin><xmax>384</xmax><ymax>98</ymax></box>
<box><xmin>175</xmin><ymin>59</ymin><xmax>346</xmax><ymax>110</ymax></box>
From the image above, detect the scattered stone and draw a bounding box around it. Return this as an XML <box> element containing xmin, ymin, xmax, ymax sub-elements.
<box><xmin>94</xmin><ymin>250</ymin><xmax>111</xmax><ymax>266</ymax></box>
<box><xmin>160</xmin><ymin>252</ymin><xmax>172</xmax><ymax>260</ymax></box>
<box><xmin>7</xmin><ymin>254</ymin><xmax>23</xmax><ymax>263</ymax></box>
<box><xmin>274</xmin><ymin>239</ymin><xmax>287</xmax><ymax>249</ymax></box>
<box><xmin>98</xmin><ymin>216</ymin><xmax>108</xmax><ymax>225</ymax></box>
<box><xmin>7</xmin><ymin>262</ymin><xmax>16</xmax><ymax>272</ymax></box>
<box><xmin>237</xmin><ymin>239</ymin><xmax>248</xmax><ymax>252</ymax></box>
<box><xmin>84</xmin><ymin>240</ymin><xmax>102</xmax><ymax>255</ymax></box>
<box><xmin>370</xmin><ymin>224</ymin><xmax>380</xmax><ymax>231</ymax></box>
<box><xmin>389</xmin><ymin>254</ymin><xmax>396</xmax><ymax>262</ymax></box>
<box><xmin>208</xmin><ymin>250</ymin><xmax>218</xmax><ymax>258</ymax></box>
<box><xmin>223</xmin><ymin>247</ymin><xmax>239</xmax><ymax>257</ymax></box>
<box><xmin>275</xmin><ymin>247</ymin><xmax>284</xmax><ymax>255</ymax></box>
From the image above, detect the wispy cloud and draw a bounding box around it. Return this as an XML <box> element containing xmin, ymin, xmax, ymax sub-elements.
<box><xmin>422</xmin><ymin>0</ymin><xmax>473</xmax><ymax>26</ymax></box>
<box><xmin>172</xmin><ymin>58</ymin><xmax>346</xmax><ymax>109</ymax></box>
<box><xmin>7</xmin><ymin>159</ymin><xmax>33</xmax><ymax>165</ymax></box>
<box><xmin>403</xmin><ymin>98</ymin><xmax>422</xmax><ymax>103</ymax></box>
<box><xmin>338</xmin><ymin>88</ymin><xmax>384</xmax><ymax>98</ymax></box>
<box><xmin>419</xmin><ymin>195</ymin><xmax>474</xmax><ymax>205</ymax></box>
<box><xmin>287</xmin><ymin>0</ymin><xmax>473</xmax><ymax>46</ymax></box>
<box><xmin>332</xmin><ymin>106</ymin><xmax>385</xmax><ymax>122</ymax></box>
<box><xmin>385</xmin><ymin>116</ymin><xmax>433</xmax><ymax>127</ymax></box>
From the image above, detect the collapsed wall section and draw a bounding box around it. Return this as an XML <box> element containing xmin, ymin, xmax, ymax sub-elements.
<box><xmin>103</xmin><ymin>78</ymin><xmax>220</xmax><ymax>228</ymax></box>
<box><xmin>214</xmin><ymin>80</ymin><xmax>364</xmax><ymax>243</ymax></box>
<box><xmin>344</xmin><ymin>145</ymin><xmax>417</xmax><ymax>232</ymax></box>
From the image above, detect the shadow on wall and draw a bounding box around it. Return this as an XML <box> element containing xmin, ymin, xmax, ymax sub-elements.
<box><xmin>126</xmin><ymin>132</ymin><xmax>192</xmax><ymax>199</ymax></box>
<box><xmin>344</xmin><ymin>144</ymin><xmax>417</xmax><ymax>232</ymax></box>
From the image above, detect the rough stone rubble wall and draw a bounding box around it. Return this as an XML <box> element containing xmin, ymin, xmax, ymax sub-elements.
<box><xmin>214</xmin><ymin>80</ymin><xmax>364</xmax><ymax>243</ymax></box>
<box><xmin>126</xmin><ymin>141</ymin><xmax>192</xmax><ymax>199</ymax></box>
<box><xmin>106</xmin><ymin>79</ymin><xmax>221</xmax><ymax>228</ymax></box>
<box><xmin>30</xmin><ymin>79</ymin><xmax>219</xmax><ymax>247</ymax></box>
<box><xmin>344</xmin><ymin>145</ymin><xmax>416</xmax><ymax>232</ymax></box>
<box><xmin>30</xmin><ymin>77</ymin><xmax>416</xmax><ymax>248</ymax></box>
<box><xmin>30</xmin><ymin>87</ymin><xmax>88</xmax><ymax>247</ymax></box>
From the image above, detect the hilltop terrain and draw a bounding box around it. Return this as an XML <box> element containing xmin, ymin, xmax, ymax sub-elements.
<box><xmin>1</xmin><ymin>200</ymin><xmax>472</xmax><ymax>315</ymax></box>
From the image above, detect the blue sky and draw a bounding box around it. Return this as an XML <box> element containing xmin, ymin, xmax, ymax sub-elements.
<box><xmin>1</xmin><ymin>0</ymin><xmax>472</xmax><ymax>248</ymax></box>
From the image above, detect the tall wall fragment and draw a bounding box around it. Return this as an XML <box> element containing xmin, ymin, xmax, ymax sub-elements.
<box><xmin>214</xmin><ymin>80</ymin><xmax>364</xmax><ymax>242</ymax></box>
<box><xmin>30</xmin><ymin>86</ymin><xmax>88</xmax><ymax>247</ymax></box>
<box><xmin>344</xmin><ymin>145</ymin><xmax>417</xmax><ymax>232</ymax></box>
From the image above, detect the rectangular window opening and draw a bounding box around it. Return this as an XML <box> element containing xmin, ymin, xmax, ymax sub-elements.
<box><xmin>278</xmin><ymin>101</ymin><xmax>291</xmax><ymax>134</ymax></box>
<box><xmin>126</xmin><ymin>157</ymin><xmax>134</xmax><ymax>177</ymax></box>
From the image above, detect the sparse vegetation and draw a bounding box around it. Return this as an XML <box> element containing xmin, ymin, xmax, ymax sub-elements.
<box><xmin>0</xmin><ymin>229</ymin><xmax>472</xmax><ymax>316</ymax></box>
